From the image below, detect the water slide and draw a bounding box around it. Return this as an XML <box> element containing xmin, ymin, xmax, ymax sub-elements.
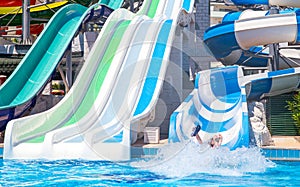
<box><xmin>0</xmin><ymin>1</ymin><xmax>122</xmax><ymax>132</ymax></box>
<box><xmin>206</xmin><ymin>1</ymin><xmax>300</xmax><ymax>68</ymax></box>
<box><xmin>168</xmin><ymin>65</ymin><xmax>300</xmax><ymax>149</ymax></box>
<box><xmin>168</xmin><ymin>0</ymin><xmax>300</xmax><ymax>150</ymax></box>
<box><xmin>4</xmin><ymin>0</ymin><xmax>194</xmax><ymax>160</ymax></box>
<box><xmin>168</xmin><ymin>66</ymin><xmax>250</xmax><ymax>149</ymax></box>
<box><xmin>228</xmin><ymin>0</ymin><xmax>300</xmax><ymax>7</ymax></box>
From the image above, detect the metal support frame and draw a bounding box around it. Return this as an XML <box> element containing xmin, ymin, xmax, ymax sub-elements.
<box><xmin>56</xmin><ymin>43</ymin><xmax>73</xmax><ymax>94</ymax></box>
<box><xmin>268</xmin><ymin>6</ymin><xmax>280</xmax><ymax>71</ymax></box>
<box><xmin>129</xmin><ymin>0</ymin><xmax>134</xmax><ymax>12</ymax></box>
<box><xmin>64</xmin><ymin>43</ymin><xmax>73</xmax><ymax>92</ymax></box>
<box><xmin>22</xmin><ymin>0</ymin><xmax>31</xmax><ymax>44</ymax></box>
<box><xmin>269</xmin><ymin>43</ymin><xmax>280</xmax><ymax>71</ymax></box>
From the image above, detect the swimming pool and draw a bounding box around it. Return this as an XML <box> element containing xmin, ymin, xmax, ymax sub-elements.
<box><xmin>0</xmin><ymin>142</ymin><xmax>299</xmax><ymax>186</ymax></box>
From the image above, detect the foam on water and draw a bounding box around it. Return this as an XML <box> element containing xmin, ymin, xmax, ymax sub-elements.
<box><xmin>131</xmin><ymin>140</ymin><xmax>275</xmax><ymax>178</ymax></box>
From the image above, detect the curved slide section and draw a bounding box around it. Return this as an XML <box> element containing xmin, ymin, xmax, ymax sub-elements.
<box><xmin>228</xmin><ymin>0</ymin><xmax>300</xmax><ymax>7</ymax></box>
<box><xmin>221</xmin><ymin>9</ymin><xmax>300</xmax><ymax>68</ymax></box>
<box><xmin>168</xmin><ymin>65</ymin><xmax>300</xmax><ymax>149</ymax></box>
<box><xmin>204</xmin><ymin>8</ymin><xmax>300</xmax><ymax>68</ymax></box>
<box><xmin>246</xmin><ymin>68</ymin><xmax>300</xmax><ymax>100</ymax></box>
<box><xmin>169</xmin><ymin>66</ymin><xmax>250</xmax><ymax>150</ymax></box>
<box><xmin>0</xmin><ymin>4</ymin><xmax>88</xmax><ymax>131</ymax></box>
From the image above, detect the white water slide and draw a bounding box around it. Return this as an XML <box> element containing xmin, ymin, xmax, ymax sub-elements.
<box><xmin>205</xmin><ymin>1</ymin><xmax>300</xmax><ymax>68</ymax></box>
<box><xmin>4</xmin><ymin>0</ymin><xmax>194</xmax><ymax>160</ymax></box>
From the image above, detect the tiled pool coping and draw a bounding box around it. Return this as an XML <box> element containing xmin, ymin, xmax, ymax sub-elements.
<box><xmin>1</xmin><ymin>145</ymin><xmax>299</xmax><ymax>161</ymax></box>
<box><xmin>261</xmin><ymin>148</ymin><xmax>300</xmax><ymax>161</ymax></box>
<box><xmin>131</xmin><ymin>147</ymin><xmax>159</xmax><ymax>158</ymax></box>
<box><xmin>131</xmin><ymin>147</ymin><xmax>300</xmax><ymax>161</ymax></box>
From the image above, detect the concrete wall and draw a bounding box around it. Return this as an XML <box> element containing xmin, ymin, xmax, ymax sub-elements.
<box><xmin>148</xmin><ymin>26</ymin><xmax>194</xmax><ymax>138</ymax></box>
<box><xmin>147</xmin><ymin>1</ymin><xmax>217</xmax><ymax>139</ymax></box>
<box><xmin>195</xmin><ymin>0</ymin><xmax>210</xmax><ymax>38</ymax></box>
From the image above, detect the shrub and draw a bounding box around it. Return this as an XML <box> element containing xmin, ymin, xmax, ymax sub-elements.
<box><xmin>286</xmin><ymin>92</ymin><xmax>300</xmax><ymax>134</ymax></box>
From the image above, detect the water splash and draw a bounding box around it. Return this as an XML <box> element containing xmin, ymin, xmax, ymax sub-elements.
<box><xmin>131</xmin><ymin>140</ymin><xmax>275</xmax><ymax>178</ymax></box>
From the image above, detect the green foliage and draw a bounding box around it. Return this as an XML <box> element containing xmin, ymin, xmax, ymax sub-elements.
<box><xmin>52</xmin><ymin>81</ymin><xmax>65</xmax><ymax>90</ymax></box>
<box><xmin>286</xmin><ymin>92</ymin><xmax>300</xmax><ymax>134</ymax></box>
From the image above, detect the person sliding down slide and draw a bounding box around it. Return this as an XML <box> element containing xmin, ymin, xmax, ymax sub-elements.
<box><xmin>191</xmin><ymin>125</ymin><xmax>223</xmax><ymax>148</ymax></box>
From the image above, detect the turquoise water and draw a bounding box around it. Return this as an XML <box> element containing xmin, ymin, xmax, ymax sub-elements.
<box><xmin>1</xmin><ymin>142</ymin><xmax>299</xmax><ymax>186</ymax></box>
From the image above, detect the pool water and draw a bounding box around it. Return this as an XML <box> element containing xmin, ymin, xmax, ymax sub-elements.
<box><xmin>1</xmin><ymin>142</ymin><xmax>299</xmax><ymax>186</ymax></box>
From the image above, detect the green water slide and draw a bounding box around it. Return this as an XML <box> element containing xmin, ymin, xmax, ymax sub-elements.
<box><xmin>0</xmin><ymin>0</ymin><xmax>124</xmax><ymax>132</ymax></box>
<box><xmin>98</xmin><ymin>0</ymin><xmax>124</xmax><ymax>9</ymax></box>
<box><xmin>3</xmin><ymin>0</ymin><xmax>160</xmax><ymax>152</ymax></box>
<box><xmin>0</xmin><ymin>4</ymin><xmax>89</xmax><ymax>131</ymax></box>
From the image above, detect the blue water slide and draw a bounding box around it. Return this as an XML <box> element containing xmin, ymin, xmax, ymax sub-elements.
<box><xmin>204</xmin><ymin>8</ymin><xmax>300</xmax><ymax>67</ymax></box>
<box><xmin>246</xmin><ymin>68</ymin><xmax>300</xmax><ymax>100</ymax></box>
<box><xmin>168</xmin><ymin>64</ymin><xmax>300</xmax><ymax>150</ymax></box>
<box><xmin>229</xmin><ymin>0</ymin><xmax>268</xmax><ymax>5</ymax></box>
<box><xmin>169</xmin><ymin>66</ymin><xmax>250</xmax><ymax>150</ymax></box>
<box><xmin>230</xmin><ymin>0</ymin><xmax>300</xmax><ymax>7</ymax></box>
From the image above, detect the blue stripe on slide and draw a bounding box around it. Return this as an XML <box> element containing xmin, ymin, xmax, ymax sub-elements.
<box><xmin>184</xmin><ymin>94</ymin><xmax>193</xmax><ymax>103</ymax></box>
<box><xmin>268</xmin><ymin>68</ymin><xmax>295</xmax><ymax>77</ymax></box>
<box><xmin>203</xmin><ymin>22</ymin><xmax>238</xmax><ymax>58</ymax></box>
<box><xmin>182</xmin><ymin>0</ymin><xmax>191</xmax><ymax>11</ymax></box>
<box><xmin>210</xmin><ymin>66</ymin><xmax>240</xmax><ymax>103</ymax></box>
<box><xmin>241</xmin><ymin>112</ymin><xmax>250</xmax><ymax>146</ymax></box>
<box><xmin>134</xmin><ymin>19</ymin><xmax>173</xmax><ymax>116</ymax></box>
<box><xmin>228</xmin><ymin>112</ymin><xmax>250</xmax><ymax>150</ymax></box>
<box><xmin>103</xmin><ymin>130</ymin><xmax>123</xmax><ymax>143</ymax></box>
<box><xmin>295</xmin><ymin>11</ymin><xmax>300</xmax><ymax>42</ymax></box>
<box><xmin>247</xmin><ymin>78</ymin><xmax>272</xmax><ymax>100</ymax></box>
<box><xmin>168</xmin><ymin>112</ymin><xmax>180</xmax><ymax>143</ymax></box>
<box><xmin>241</xmin><ymin>89</ymin><xmax>247</xmax><ymax>103</ymax></box>
<box><xmin>247</xmin><ymin>68</ymin><xmax>296</xmax><ymax>100</ymax></box>
<box><xmin>197</xmin><ymin>92</ymin><xmax>241</xmax><ymax>113</ymax></box>
<box><xmin>194</xmin><ymin>73</ymin><xmax>200</xmax><ymax>89</ymax></box>
<box><xmin>231</xmin><ymin>0</ymin><xmax>268</xmax><ymax>5</ymax></box>
<box><xmin>222</xmin><ymin>11</ymin><xmax>242</xmax><ymax>22</ymax></box>
<box><xmin>188</xmin><ymin>103</ymin><xmax>198</xmax><ymax>117</ymax></box>
<box><xmin>196</xmin><ymin>104</ymin><xmax>242</xmax><ymax>133</ymax></box>
<box><xmin>236</xmin><ymin>52</ymin><xmax>268</xmax><ymax>67</ymax></box>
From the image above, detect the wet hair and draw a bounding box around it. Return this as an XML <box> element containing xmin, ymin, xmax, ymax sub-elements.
<box><xmin>210</xmin><ymin>136</ymin><xmax>221</xmax><ymax>147</ymax></box>
<box><xmin>209</xmin><ymin>139</ymin><xmax>215</xmax><ymax>147</ymax></box>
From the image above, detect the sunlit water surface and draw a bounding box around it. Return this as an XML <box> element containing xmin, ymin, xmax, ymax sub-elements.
<box><xmin>1</xmin><ymin>141</ymin><xmax>299</xmax><ymax>186</ymax></box>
